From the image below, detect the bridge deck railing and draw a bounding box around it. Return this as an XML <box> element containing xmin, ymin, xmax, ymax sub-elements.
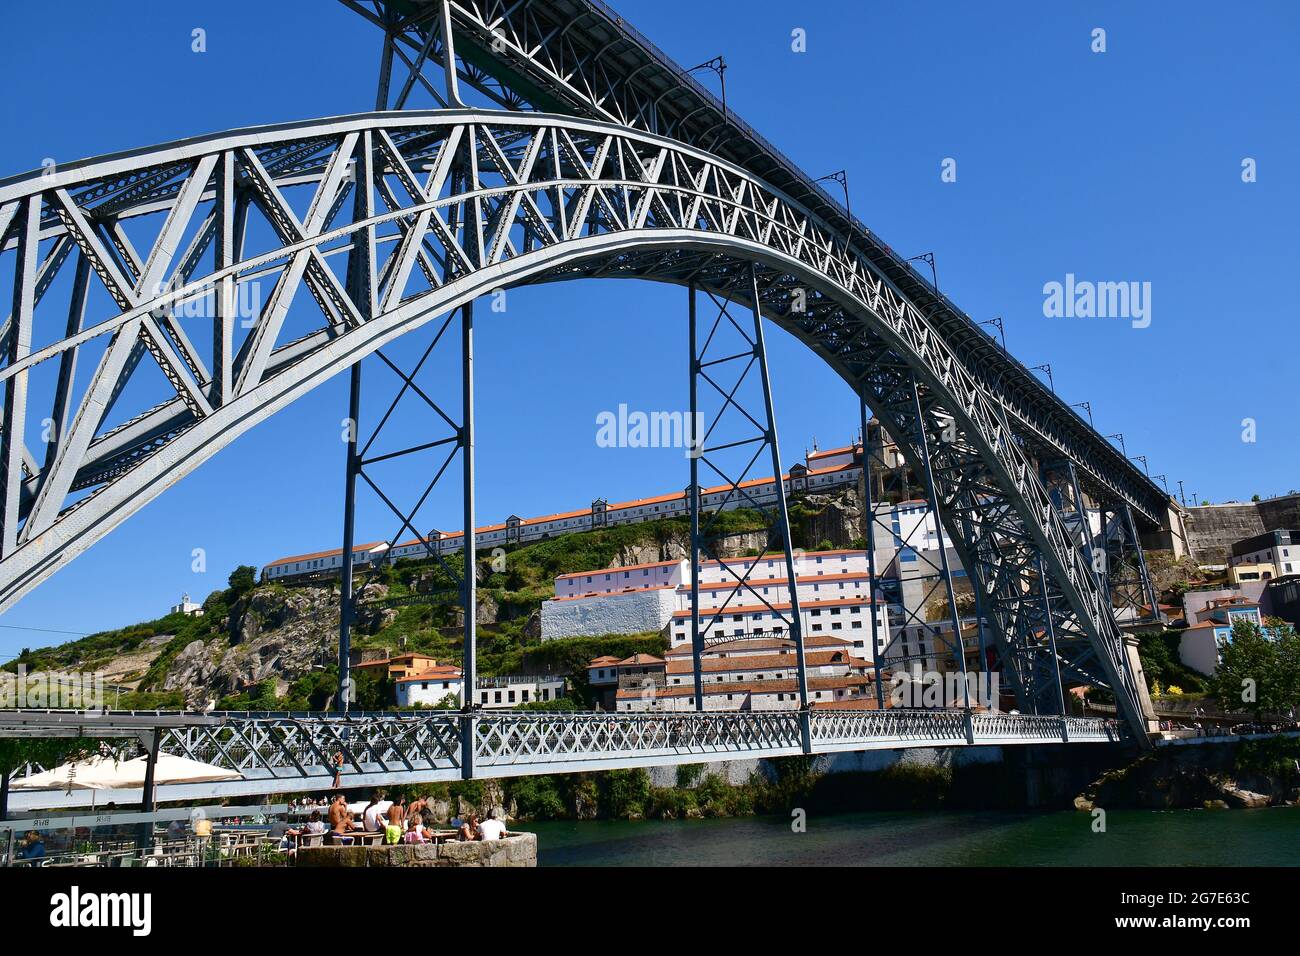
<box><xmin>5</xmin><ymin>710</ymin><xmax>1123</xmax><ymax>800</ymax></box>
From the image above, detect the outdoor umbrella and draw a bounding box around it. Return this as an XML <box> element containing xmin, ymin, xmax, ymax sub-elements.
<box><xmin>12</xmin><ymin>752</ymin><xmax>241</xmax><ymax>790</ymax></box>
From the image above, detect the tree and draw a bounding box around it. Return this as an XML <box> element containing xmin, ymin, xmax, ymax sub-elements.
<box><xmin>1212</xmin><ymin>620</ymin><xmax>1289</xmax><ymax>717</ymax></box>
<box><xmin>228</xmin><ymin>565</ymin><xmax>258</xmax><ymax>593</ymax></box>
<box><xmin>1272</xmin><ymin>620</ymin><xmax>1300</xmax><ymax>719</ymax></box>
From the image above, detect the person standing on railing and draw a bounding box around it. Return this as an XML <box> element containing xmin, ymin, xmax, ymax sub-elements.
<box><xmin>331</xmin><ymin>752</ymin><xmax>344</xmax><ymax>789</ymax></box>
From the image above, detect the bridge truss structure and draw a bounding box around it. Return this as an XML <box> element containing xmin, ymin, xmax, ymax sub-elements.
<box><xmin>2</xmin><ymin>709</ymin><xmax>1121</xmax><ymax>810</ymax></box>
<box><xmin>0</xmin><ymin>0</ymin><xmax>1173</xmax><ymax>755</ymax></box>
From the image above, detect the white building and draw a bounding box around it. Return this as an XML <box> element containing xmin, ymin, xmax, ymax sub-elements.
<box><xmin>259</xmin><ymin>438</ymin><xmax>868</xmax><ymax>581</ymax></box>
<box><xmin>1228</xmin><ymin>530</ymin><xmax>1299</xmax><ymax>583</ymax></box>
<box><xmin>616</xmin><ymin>633</ymin><xmax>875</xmax><ymax>712</ymax></box>
<box><xmin>541</xmin><ymin>585</ymin><xmax>680</xmax><ymax>639</ymax></box>
<box><xmin>542</xmin><ymin>549</ymin><xmax>891</xmax><ymax>653</ymax></box>
<box><xmin>472</xmin><ymin>675</ymin><xmax>567</xmax><ymax>708</ymax></box>
<box><xmin>170</xmin><ymin>593</ymin><xmax>204</xmax><ymax>617</ymax></box>
<box><xmin>667</xmin><ymin>550</ymin><xmax>890</xmax><ymax>660</ymax></box>
<box><xmin>554</xmin><ymin>559</ymin><xmax>687</xmax><ymax>598</ymax></box>
<box><xmin>262</xmin><ymin>541</ymin><xmax>389</xmax><ymax>581</ymax></box>
<box><xmin>395</xmin><ymin>664</ymin><xmax>465</xmax><ymax>707</ymax></box>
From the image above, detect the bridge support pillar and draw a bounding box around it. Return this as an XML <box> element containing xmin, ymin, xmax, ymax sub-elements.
<box><xmin>857</xmin><ymin>391</ymin><xmax>886</xmax><ymax>710</ymax></box>
<box><xmin>1100</xmin><ymin>502</ymin><xmax>1160</xmax><ymax>626</ymax></box>
<box><xmin>1121</xmin><ymin>635</ymin><xmax>1161</xmax><ymax>734</ymax></box>
<box><xmin>687</xmin><ymin>284</ymin><xmax>704</xmax><ymax>712</ymax></box>
<box><xmin>1035</xmin><ymin>556</ymin><xmax>1070</xmax><ymax>734</ymax></box>
<box><xmin>460</xmin><ymin>712</ymin><xmax>476</xmax><ymax>780</ymax></box>
<box><xmin>135</xmin><ymin>730</ymin><xmax>160</xmax><ymax>850</ymax></box>
<box><xmin>908</xmin><ymin>374</ymin><xmax>972</xmax><ymax>719</ymax></box>
<box><xmin>685</xmin><ymin>268</ymin><xmax>810</xmax><ymax>733</ymax></box>
<box><xmin>461</xmin><ymin>300</ymin><xmax>477</xmax><ymax>723</ymax></box>
<box><xmin>338</xmin><ymin>363</ymin><xmax>362</xmax><ymax>713</ymax></box>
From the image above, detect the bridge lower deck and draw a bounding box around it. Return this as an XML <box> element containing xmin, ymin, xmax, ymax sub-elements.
<box><xmin>3</xmin><ymin>710</ymin><xmax>1122</xmax><ymax>811</ymax></box>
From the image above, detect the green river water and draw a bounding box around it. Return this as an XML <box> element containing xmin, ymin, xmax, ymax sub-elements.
<box><xmin>521</xmin><ymin>807</ymin><xmax>1300</xmax><ymax>866</ymax></box>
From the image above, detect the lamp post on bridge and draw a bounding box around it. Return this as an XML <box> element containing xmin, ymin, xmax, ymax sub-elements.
<box><xmin>1178</xmin><ymin>479</ymin><xmax>1187</xmax><ymax>507</ymax></box>
<box><xmin>977</xmin><ymin>316</ymin><xmax>1006</xmax><ymax>351</ymax></box>
<box><xmin>1107</xmin><ymin>433</ymin><xmax>1126</xmax><ymax>456</ymax></box>
<box><xmin>1030</xmin><ymin>363</ymin><xmax>1054</xmax><ymax>394</ymax></box>
<box><xmin>814</xmin><ymin>170</ymin><xmax>852</xmax><ymax>250</ymax></box>
<box><xmin>1070</xmin><ymin>401</ymin><xmax>1093</xmax><ymax>427</ymax></box>
<box><xmin>905</xmin><ymin>252</ymin><xmax>938</xmax><ymax>292</ymax></box>
<box><xmin>686</xmin><ymin>56</ymin><xmax>728</xmax><ymax>119</ymax></box>
<box><xmin>1130</xmin><ymin>455</ymin><xmax>1149</xmax><ymax>475</ymax></box>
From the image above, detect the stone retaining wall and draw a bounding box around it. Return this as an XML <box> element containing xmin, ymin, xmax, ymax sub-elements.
<box><xmin>296</xmin><ymin>833</ymin><xmax>536</xmax><ymax>867</ymax></box>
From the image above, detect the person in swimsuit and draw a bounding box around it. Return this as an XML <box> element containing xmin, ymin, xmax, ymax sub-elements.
<box><xmin>384</xmin><ymin>795</ymin><xmax>407</xmax><ymax>845</ymax></box>
<box><xmin>327</xmin><ymin>794</ymin><xmax>355</xmax><ymax>845</ymax></box>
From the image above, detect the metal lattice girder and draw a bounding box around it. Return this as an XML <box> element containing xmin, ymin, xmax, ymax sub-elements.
<box><xmin>686</xmin><ymin>274</ymin><xmax>809</xmax><ymax>714</ymax></box>
<box><xmin>346</xmin><ymin>0</ymin><xmax>1168</xmax><ymax>528</ymax></box>
<box><xmin>1100</xmin><ymin>502</ymin><xmax>1160</xmax><ymax>625</ymax></box>
<box><xmin>3</xmin><ymin>709</ymin><xmax>1122</xmax><ymax>808</ymax></box>
<box><xmin>0</xmin><ymin>110</ymin><xmax>1150</xmax><ymax>740</ymax></box>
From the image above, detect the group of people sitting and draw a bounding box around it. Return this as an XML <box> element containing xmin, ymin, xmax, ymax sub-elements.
<box><xmin>283</xmin><ymin>792</ymin><xmax>507</xmax><ymax>848</ymax></box>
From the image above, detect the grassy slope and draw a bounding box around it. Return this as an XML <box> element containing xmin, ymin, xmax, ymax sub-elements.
<box><xmin>4</xmin><ymin>509</ymin><xmax>774</xmax><ymax>710</ymax></box>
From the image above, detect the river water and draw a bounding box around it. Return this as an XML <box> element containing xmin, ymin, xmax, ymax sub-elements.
<box><xmin>523</xmin><ymin>807</ymin><xmax>1300</xmax><ymax>866</ymax></box>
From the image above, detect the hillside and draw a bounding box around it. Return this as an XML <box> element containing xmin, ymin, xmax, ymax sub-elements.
<box><xmin>3</xmin><ymin>487</ymin><xmax>867</xmax><ymax>711</ymax></box>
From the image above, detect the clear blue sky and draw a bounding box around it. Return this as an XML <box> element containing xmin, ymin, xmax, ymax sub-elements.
<box><xmin>0</xmin><ymin>0</ymin><xmax>1296</xmax><ymax>657</ymax></box>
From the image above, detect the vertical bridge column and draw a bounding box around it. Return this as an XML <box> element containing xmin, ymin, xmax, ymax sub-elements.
<box><xmin>1099</xmin><ymin>501</ymin><xmax>1160</xmax><ymax>627</ymax></box>
<box><xmin>460</xmin><ymin>300</ymin><xmax>476</xmax><ymax>779</ymax></box>
<box><xmin>686</xmin><ymin>268</ymin><xmax>810</xmax><ymax>752</ymax></box>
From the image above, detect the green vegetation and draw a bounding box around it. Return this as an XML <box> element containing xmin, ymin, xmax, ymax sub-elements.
<box><xmin>1233</xmin><ymin>735</ymin><xmax>1300</xmax><ymax>782</ymax></box>
<box><xmin>2</xmin><ymin>497</ymin><xmax>824</xmax><ymax>711</ymax></box>
<box><xmin>1211</xmin><ymin>619</ymin><xmax>1300</xmax><ymax>718</ymax></box>
<box><xmin>372</xmin><ymin>756</ymin><xmax>984</xmax><ymax>823</ymax></box>
<box><xmin>1133</xmin><ymin>629</ymin><xmax>1210</xmax><ymax>697</ymax></box>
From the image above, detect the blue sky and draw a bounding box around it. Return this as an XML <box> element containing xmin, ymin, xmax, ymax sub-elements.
<box><xmin>0</xmin><ymin>0</ymin><xmax>1296</xmax><ymax>656</ymax></box>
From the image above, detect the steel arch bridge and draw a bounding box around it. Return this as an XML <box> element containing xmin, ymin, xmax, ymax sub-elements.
<box><xmin>0</xmin><ymin>0</ymin><xmax>1171</xmax><ymax>751</ymax></box>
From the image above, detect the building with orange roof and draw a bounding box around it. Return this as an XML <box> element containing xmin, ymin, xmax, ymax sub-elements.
<box><xmin>541</xmin><ymin>549</ymin><xmax>891</xmax><ymax>658</ymax></box>
<box><xmin>395</xmin><ymin>664</ymin><xmax>465</xmax><ymax>708</ymax></box>
<box><xmin>614</xmin><ymin>674</ymin><xmax>873</xmax><ymax>712</ymax></box>
<box><xmin>261</xmin><ymin>540</ymin><xmax>389</xmax><ymax>581</ymax></box>
<box><xmin>353</xmin><ymin>652</ymin><xmax>442</xmax><ymax>681</ymax></box>
<box><xmin>259</xmin><ymin>434</ymin><xmax>878</xmax><ymax>582</ymax></box>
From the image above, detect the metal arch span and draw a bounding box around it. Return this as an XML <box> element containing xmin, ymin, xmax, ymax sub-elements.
<box><xmin>0</xmin><ymin>109</ymin><xmax>1148</xmax><ymax>738</ymax></box>
<box><xmin>348</xmin><ymin>0</ymin><xmax>1169</xmax><ymax>527</ymax></box>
